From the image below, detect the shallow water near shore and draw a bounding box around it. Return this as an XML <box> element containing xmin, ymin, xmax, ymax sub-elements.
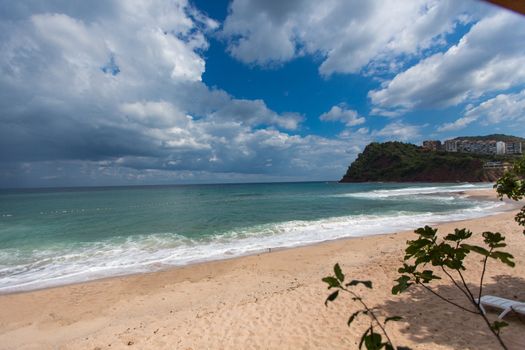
<box><xmin>0</xmin><ymin>182</ymin><xmax>502</xmax><ymax>292</ymax></box>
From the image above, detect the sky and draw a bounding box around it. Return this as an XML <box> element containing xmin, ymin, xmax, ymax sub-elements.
<box><xmin>1</xmin><ymin>0</ymin><xmax>525</xmax><ymax>188</ymax></box>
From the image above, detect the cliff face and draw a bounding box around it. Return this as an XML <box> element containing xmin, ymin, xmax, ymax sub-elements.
<box><xmin>340</xmin><ymin>142</ymin><xmax>505</xmax><ymax>183</ymax></box>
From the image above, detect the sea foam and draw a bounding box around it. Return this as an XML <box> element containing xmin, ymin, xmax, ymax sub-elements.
<box><xmin>336</xmin><ymin>183</ymin><xmax>492</xmax><ymax>199</ymax></box>
<box><xmin>0</xmin><ymin>197</ymin><xmax>506</xmax><ymax>293</ymax></box>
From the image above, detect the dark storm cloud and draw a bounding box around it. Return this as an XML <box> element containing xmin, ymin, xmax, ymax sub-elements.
<box><xmin>5</xmin><ymin>0</ymin><xmax>495</xmax><ymax>187</ymax></box>
<box><xmin>0</xmin><ymin>0</ymin><xmax>356</xmax><ymax>187</ymax></box>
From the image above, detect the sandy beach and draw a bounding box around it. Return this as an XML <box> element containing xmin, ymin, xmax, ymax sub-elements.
<box><xmin>0</xmin><ymin>189</ymin><xmax>524</xmax><ymax>350</ymax></box>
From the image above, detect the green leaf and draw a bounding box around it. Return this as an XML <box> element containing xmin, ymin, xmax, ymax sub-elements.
<box><xmin>460</xmin><ymin>244</ymin><xmax>490</xmax><ymax>256</ymax></box>
<box><xmin>414</xmin><ymin>255</ymin><xmax>431</xmax><ymax>265</ymax></box>
<box><xmin>489</xmin><ymin>251</ymin><xmax>515</xmax><ymax>267</ymax></box>
<box><xmin>405</xmin><ymin>239</ymin><xmax>432</xmax><ymax>256</ymax></box>
<box><xmin>391</xmin><ymin>285</ymin><xmax>403</xmax><ymax>295</ymax></box>
<box><xmin>392</xmin><ymin>275</ymin><xmax>412</xmax><ymax>295</ymax></box>
<box><xmin>419</xmin><ymin>270</ymin><xmax>441</xmax><ymax>283</ymax></box>
<box><xmin>444</xmin><ymin>259</ymin><xmax>464</xmax><ymax>270</ymax></box>
<box><xmin>515</xmin><ymin>207</ymin><xmax>525</xmax><ymax>234</ymax></box>
<box><xmin>398</xmin><ymin>264</ymin><xmax>416</xmax><ymax>274</ymax></box>
<box><xmin>384</xmin><ymin>316</ymin><xmax>402</xmax><ymax>324</ymax></box>
<box><xmin>359</xmin><ymin>328</ymin><xmax>371</xmax><ymax>349</ymax></box>
<box><xmin>346</xmin><ymin>280</ymin><xmax>373</xmax><ymax>289</ymax></box>
<box><xmin>444</xmin><ymin>228</ymin><xmax>472</xmax><ymax>242</ymax></box>
<box><xmin>322</xmin><ymin>276</ymin><xmax>340</xmax><ymax>289</ymax></box>
<box><xmin>348</xmin><ymin>311</ymin><xmax>362</xmax><ymax>326</ymax></box>
<box><xmin>414</xmin><ymin>226</ymin><xmax>437</xmax><ymax>239</ymax></box>
<box><xmin>492</xmin><ymin>320</ymin><xmax>508</xmax><ymax>334</ymax></box>
<box><xmin>364</xmin><ymin>332</ymin><xmax>383</xmax><ymax>350</ymax></box>
<box><xmin>334</xmin><ymin>263</ymin><xmax>345</xmax><ymax>283</ymax></box>
<box><xmin>482</xmin><ymin>231</ymin><xmax>508</xmax><ymax>249</ymax></box>
<box><xmin>324</xmin><ymin>290</ymin><xmax>339</xmax><ymax>306</ymax></box>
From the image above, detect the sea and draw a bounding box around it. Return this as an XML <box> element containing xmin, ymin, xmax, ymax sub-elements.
<box><xmin>0</xmin><ymin>182</ymin><xmax>506</xmax><ymax>293</ymax></box>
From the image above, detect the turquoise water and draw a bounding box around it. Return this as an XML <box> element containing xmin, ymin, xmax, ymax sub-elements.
<box><xmin>0</xmin><ymin>182</ymin><xmax>501</xmax><ymax>292</ymax></box>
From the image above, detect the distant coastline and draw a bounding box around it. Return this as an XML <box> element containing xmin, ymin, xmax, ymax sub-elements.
<box><xmin>340</xmin><ymin>136</ymin><xmax>524</xmax><ymax>183</ymax></box>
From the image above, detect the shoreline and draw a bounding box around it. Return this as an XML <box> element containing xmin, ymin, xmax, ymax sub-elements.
<box><xmin>0</xmin><ymin>188</ymin><xmax>515</xmax><ymax>296</ymax></box>
<box><xmin>1</xmin><ymin>189</ymin><xmax>524</xmax><ymax>349</ymax></box>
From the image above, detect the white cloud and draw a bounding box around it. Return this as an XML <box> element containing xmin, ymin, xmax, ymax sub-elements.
<box><xmin>208</xmin><ymin>98</ymin><xmax>302</xmax><ymax>130</ymax></box>
<box><xmin>437</xmin><ymin>115</ymin><xmax>478</xmax><ymax>132</ymax></box>
<box><xmin>221</xmin><ymin>0</ymin><xmax>482</xmax><ymax>76</ymax></box>
<box><xmin>369</xmin><ymin>107</ymin><xmax>407</xmax><ymax>118</ymax></box>
<box><xmin>331</xmin><ymin>120</ymin><xmax>422</xmax><ymax>157</ymax></box>
<box><xmin>463</xmin><ymin>89</ymin><xmax>525</xmax><ymax>125</ymax></box>
<box><xmin>337</xmin><ymin>127</ymin><xmax>373</xmax><ymax>153</ymax></box>
<box><xmin>369</xmin><ymin>10</ymin><xmax>525</xmax><ymax>114</ymax></box>
<box><xmin>374</xmin><ymin>121</ymin><xmax>421</xmax><ymax>141</ymax></box>
<box><xmin>120</xmin><ymin>101</ymin><xmax>190</xmax><ymax>128</ymax></box>
<box><xmin>320</xmin><ymin>104</ymin><xmax>365</xmax><ymax>126</ymax></box>
<box><xmin>0</xmin><ymin>0</ymin><xmax>364</xmax><ymax>186</ymax></box>
<box><xmin>4</xmin><ymin>0</ymin><xmax>501</xmax><ymax>187</ymax></box>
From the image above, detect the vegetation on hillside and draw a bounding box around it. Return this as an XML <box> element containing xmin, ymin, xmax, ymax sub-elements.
<box><xmin>340</xmin><ymin>141</ymin><xmax>513</xmax><ymax>183</ymax></box>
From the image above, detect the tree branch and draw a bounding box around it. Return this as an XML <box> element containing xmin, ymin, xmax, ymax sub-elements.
<box><xmin>440</xmin><ymin>265</ymin><xmax>471</xmax><ymax>301</ymax></box>
<box><xmin>478</xmin><ymin>248</ymin><xmax>493</xmax><ymax>305</ymax></box>
<box><xmin>457</xmin><ymin>269</ymin><xmax>477</xmax><ymax>303</ymax></box>
<box><xmin>417</xmin><ymin>282</ymin><xmax>478</xmax><ymax>314</ymax></box>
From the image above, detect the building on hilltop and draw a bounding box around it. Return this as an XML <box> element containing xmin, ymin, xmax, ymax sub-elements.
<box><xmin>441</xmin><ymin>138</ymin><xmax>519</xmax><ymax>155</ymax></box>
<box><xmin>459</xmin><ymin>140</ymin><xmax>505</xmax><ymax>154</ymax></box>
<box><xmin>496</xmin><ymin>141</ymin><xmax>506</xmax><ymax>155</ymax></box>
<box><xmin>422</xmin><ymin>140</ymin><xmax>442</xmax><ymax>151</ymax></box>
<box><xmin>506</xmin><ymin>142</ymin><xmax>523</xmax><ymax>155</ymax></box>
<box><xmin>444</xmin><ymin>139</ymin><xmax>458</xmax><ymax>152</ymax></box>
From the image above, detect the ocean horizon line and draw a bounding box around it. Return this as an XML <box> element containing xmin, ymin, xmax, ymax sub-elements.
<box><xmin>0</xmin><ymin>180</ymin><xmax>342</xmax><ymax>193</ymax></box>
<box><xmin>0</xmin><ymin>179</ymin><xmax>497</xmax><ymax>193</ymax></box>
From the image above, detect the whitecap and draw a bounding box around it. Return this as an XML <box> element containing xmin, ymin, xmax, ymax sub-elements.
<box><xmin>0</xmin><ymin>198</ymin><xmax>507</xmax><ymax>294</ymax></box>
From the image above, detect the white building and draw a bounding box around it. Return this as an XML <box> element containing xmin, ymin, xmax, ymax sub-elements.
<box><xmin>444</xmin><ymin>140</ymin><xmax>458</xmax><ymax>152</ymax></box>
<box><xmin>443</xmin><ymin>138</ymin><xmax>520</xmax><ymax>155</ymax></box>
<box><xmin>496</xmin><ymin>141</ymin><xmax>506</xmax><ymax>155</ymax></box>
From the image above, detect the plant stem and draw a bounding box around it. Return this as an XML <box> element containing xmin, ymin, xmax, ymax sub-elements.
<box><xmin>417</xmin><ymin>282</ymin><xmax>478</xmax><ymax>314</ymax></box>
<box><xmin>477</xmin><ymin>248</ymin><xmax>493</xmax><ymax>305</ymax></box>
<box><xmin>456</xmin><ymin>270</ymin><xmax>508</xmax><ymax>350</ymax></box>
<box><xmin>475</xmin><ymin>303</ymin><xmax>509</xmax><ymax>350</ymax></box>
<box><xmin>440</xmin><ymin>266</ymin><xmax>471</xmax><ymax>301</ymax></box>
<box><xmin>457</xmin><ymin>269</ymin><xmax>477</xmax><ymax>302</ymax></box>
<box><xmin>342</xmin><ymin>287</ymin><xmax>395</xmax><ymax>347</ymax></box>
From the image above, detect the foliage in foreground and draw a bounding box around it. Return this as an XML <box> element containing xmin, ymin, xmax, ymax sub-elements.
<box><xmin>390</xmin><ymin>154</ymin><xmax>525</xmax><ymax>350</ymax></box>
<box><xmin>325</xmin><ymin>154</ymin><xmax>524</xmax><ymax>349</ymax></box>
<box><xmin>323</xmin><ymin>264</ymin><xmax>410</xmax><ymax>350</ymax></box>
<box><xmin>392</xmin><ymin>226</ymin><xmax>514</xmax><ymax>349</ymax></box>
<box><xmin>495</xmin><ymin>154</ymin><xmax>525</xmax><ymax>235</ymax></box>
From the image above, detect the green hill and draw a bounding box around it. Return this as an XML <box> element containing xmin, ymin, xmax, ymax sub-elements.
<box><xmin>340</xmin><ymin>141</ymin><xmax>510</xmax><ymax>183</ymax></box>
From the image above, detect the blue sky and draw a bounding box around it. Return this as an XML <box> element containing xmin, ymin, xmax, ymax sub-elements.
<box><xmin>0</xmin><ymin>0</ymin><xmax>525</xmax><ymax>188</ymax></box>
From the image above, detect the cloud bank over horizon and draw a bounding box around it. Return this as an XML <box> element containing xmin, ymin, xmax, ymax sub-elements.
<box><xmin>0</xmin><ymin>0</ymin><xmax>524</xmax><ymax>187</ymax></box>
